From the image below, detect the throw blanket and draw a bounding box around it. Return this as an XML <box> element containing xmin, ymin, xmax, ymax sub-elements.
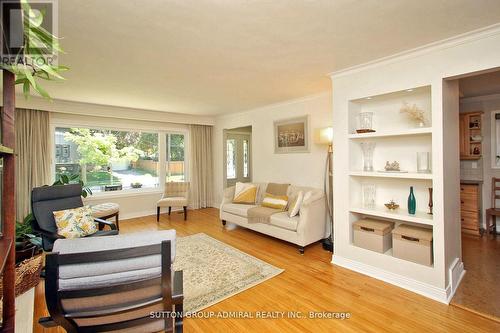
<box><xmin>247</xmin><ymin>206</ymin><xmax>282</xmax><ymax>224</ymax></box>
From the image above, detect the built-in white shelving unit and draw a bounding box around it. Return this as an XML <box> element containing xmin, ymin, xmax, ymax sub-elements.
<box><xmin>349</xmin><ymin>171</ymin><xmax>432</xmax><ymax>180</ymax></box>
<box><xmin>348</xmin><ymin>127</ymin><xmax>432</xmax><ymax>139</ymax></box>
<box><xmin>349</xmin><ymin>206</ymin><xmax>433</xmax><ymax>225</ymax></box>
<box><xmin>347</xmin><ymin>86</ymin><xmax>434</xmax><ymax>266</ymax></box>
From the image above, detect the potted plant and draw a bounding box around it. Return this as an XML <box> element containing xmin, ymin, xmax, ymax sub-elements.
<box><xmin>131</xmin><ymin>182</ymin><xmax>143</xmax><ymax>189</ymax></box>
<box><xmin>15</xmin><ymin>216</ymin><xmax>42</xmax><ymax>264</ymax></box>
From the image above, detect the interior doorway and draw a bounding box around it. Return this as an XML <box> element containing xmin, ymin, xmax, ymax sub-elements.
<box><xmin>450</xmin><ymin>69</ymin><xmax>500</xmax><ymax>321</ymax></box>
<box><xmin>223</xmin><ymin>126</ymin><xmax>252</xmax><ymax>188</ymax></box>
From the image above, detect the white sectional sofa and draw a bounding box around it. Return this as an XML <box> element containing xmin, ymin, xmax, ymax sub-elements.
<box><xmin>220</xmin><ymin>183</ymin><xmax>326</xmax><ymax>253</ymax></box>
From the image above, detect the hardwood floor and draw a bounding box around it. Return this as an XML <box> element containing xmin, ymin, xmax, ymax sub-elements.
<box><xmin>34</xmin><ymin>208</ymin><xmax>500</xmax><ymax>332</ymax></box>
<box><xmin>451</xmin><ymin>233</ymin><xmax>500</xmax><ymax>321</ymax></box>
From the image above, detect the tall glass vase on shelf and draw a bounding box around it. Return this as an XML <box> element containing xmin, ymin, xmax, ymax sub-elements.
<box><xmin>362</xmin><ymin>183</ymin><xmax>376</xmax><ymax>209</ymax></box>
<box><xmin>360</xmin><ymin>142</ymin><xmax>376</xmax><ymax>172</ymax></box>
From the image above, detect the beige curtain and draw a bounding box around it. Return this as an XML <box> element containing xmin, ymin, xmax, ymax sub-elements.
<box><xmin>189</xmin><ymin>125</ymin><xmax>214</xmax><ymax>209</ymax></box>
<box><xmin>15</xmin><ymin>108</ymin><xmax>51</xmax><ymax>220</ymax></box>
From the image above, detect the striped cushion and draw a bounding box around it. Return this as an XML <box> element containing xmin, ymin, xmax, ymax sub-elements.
<box><xmin>233</xmin><ymin>182</ymin><xmax>258</xmax><ymax>204</ymax></box>
<box><xmin>261</xmin><ymin>193</ymin><xmax>288</xmax><ymax>210</ymax></box>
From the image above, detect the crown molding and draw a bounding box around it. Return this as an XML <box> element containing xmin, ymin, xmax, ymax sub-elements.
<box><xmin>329</xmin><ymin>23</ymin><xmax>500</xmax><ymax>79</ymax></box>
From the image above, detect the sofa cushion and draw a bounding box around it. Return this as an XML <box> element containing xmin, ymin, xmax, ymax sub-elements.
<box><xmin>270</xmin><ymin>212</ymin><xmax>299</xmax><ymax>231</ymax></box>
<box><xmin>261</xmin><ymin>193</ymin><xmax>288</xmax><ymax>210</ymax></box>
<box><xmin>53</xmin><ymin>205</ymin><xmax>97</xmax><ymax>239</ymax></box>
<box><xmin>222</xmin><ymin>203</ymin><xmax>258</xmax><ymax>217</ymax></box>
<box><xmin>233</xmin><ymin>182</ymin><xmax>258</xmax><ymax>204</ymax></box>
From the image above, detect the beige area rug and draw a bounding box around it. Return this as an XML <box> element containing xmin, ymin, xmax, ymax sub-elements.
<box><xmin>173</xmin><ymin>233</ymin><xmax>284</xmax><ymax>313</ymax></box>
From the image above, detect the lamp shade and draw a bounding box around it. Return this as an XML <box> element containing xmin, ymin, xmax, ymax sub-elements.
<box><xmin>314</xmin><ymin>127</ymin><xmax>333</xmax><ymax>145</ymax></box>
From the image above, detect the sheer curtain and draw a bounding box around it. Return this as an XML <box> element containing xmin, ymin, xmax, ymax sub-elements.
<box><xmin>189</xmin><ymin>125</ymin><xmax>214</xmax><ymax>209</ymax></box>
<box><xmin>15</xmin><ymin>108</ymin><xmax>51</xmax><ymax>220</ymax></box>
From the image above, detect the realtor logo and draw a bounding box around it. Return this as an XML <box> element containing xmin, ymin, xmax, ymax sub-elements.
<box><xmin>0</xmin><ymin>0</ymin><xmax>58</xmax><ymax>63</ymax></box>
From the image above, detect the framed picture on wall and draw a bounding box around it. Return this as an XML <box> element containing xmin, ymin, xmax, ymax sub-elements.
<box><xmin>274</xmin><ymin>116</ymin><xmax>309</xmax><ymax>154</ymax></box>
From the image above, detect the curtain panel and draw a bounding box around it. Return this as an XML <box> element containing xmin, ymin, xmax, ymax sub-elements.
<box><xmin>189</xmin><ymin>124</ymin><xmax>214</xmax><ymax>209</ymax></box>
<box><xmin>15</xmin><ymin>108</ymin><xmax>51</xmax><ymax>220</ymax></box>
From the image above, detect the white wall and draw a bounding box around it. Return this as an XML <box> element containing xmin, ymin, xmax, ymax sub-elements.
<box><xmin>330</xmin><ymin>24</ymin><xmax>500</xmax><ymax>303</ymax></box>
<box><xmin>213</xmin><ymin>92</ymin><xmax>332</xmax><ymax>205</ymax></box>
<box><xmin>461</xmin><ymin>95</ymin><xmax>500</xmax><ymax>231</ymax></box>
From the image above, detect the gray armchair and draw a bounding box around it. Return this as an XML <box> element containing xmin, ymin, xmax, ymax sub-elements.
<box><xmin>39</xmin><ymin>230</ymin><xmax>183</xmax><ymax>332</ymax></box>
<box><xmin>31</xmin><ymin>184</ymin><xmax>118</xmax><ymax>251</ymax></box>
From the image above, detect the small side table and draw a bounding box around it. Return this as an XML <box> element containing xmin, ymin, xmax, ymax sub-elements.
<box><xmin>91</xmin><ymin>203</ymin><xmax>120</xmax><ymax>231</ymax></box>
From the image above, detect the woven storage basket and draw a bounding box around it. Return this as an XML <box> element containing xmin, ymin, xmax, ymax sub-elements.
<box><xmin>0</xmin><ymin>255</ymin><xmax>43</xmax><ymax>299</ymax></box>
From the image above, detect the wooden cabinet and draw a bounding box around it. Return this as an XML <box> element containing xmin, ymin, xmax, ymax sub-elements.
<box><xmin>460</xmin><ymin>183</ymin><xmax>482</xmax><ymax>235</ymax></box>
<box><xmin>460</xmin><ymin>112</ymin><xmax>483</xmax><ymax>160</ymax></box>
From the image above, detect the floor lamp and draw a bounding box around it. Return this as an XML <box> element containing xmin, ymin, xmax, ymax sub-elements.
<box><xmin>315</xmin><ymin>127</ymin><xmax>334</xmax><ymax>252</ymax></box>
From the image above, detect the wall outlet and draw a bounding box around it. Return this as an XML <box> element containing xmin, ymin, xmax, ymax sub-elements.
<box><xmin>471</xmin><ymin>162</ymin><xmax>478</xmax><ymax>169</ymax></box>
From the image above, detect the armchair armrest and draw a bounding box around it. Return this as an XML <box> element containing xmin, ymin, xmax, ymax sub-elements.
<box><xmin>173</xmin><ymin>270</ymin><xmax>183</xmax><ymax>304</ymax></box>
<box><xmin>38</xmin><ymin>316</ymin><xmax>57</xmax><ymax>328</ymax></box>
<box><xmin>32</xmin><ymin>224</ymin><xmax>63</xmax><ymax>241</ymax></box>
<box><xmin>94</xmin><ymin>217</ymin><xmax>117</xmax><ymax>230</ymax></box>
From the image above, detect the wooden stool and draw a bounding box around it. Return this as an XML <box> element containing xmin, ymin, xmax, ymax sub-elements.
<box><xmin>91</xmin><ymin>202</ymin><xmax>120</xmax><ymax>231</ymax></box>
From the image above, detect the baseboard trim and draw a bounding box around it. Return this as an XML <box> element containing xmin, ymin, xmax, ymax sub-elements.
<box><xmin>332</xmin><ymin>255</ymin><xmax>450</xmax><ymax>304</ymax></box>
<box><xmin>446</xmin><ymin>258</ymin><xmax>466</xmax><ymax>304</ymax></box>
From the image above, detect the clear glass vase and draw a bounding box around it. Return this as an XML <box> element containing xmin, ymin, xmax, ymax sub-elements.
<box><xmin>360</xmin><ymin>142</ymin><xmax>376</xmax><ymax>171</ymax></box>
<box><xmin>358</xmin><ymin>112</ymin><xmax>373</xmax><ymax>130</ymax></box>
<box><xmin>362</xmin><ymin>183</ymin><xmax>376</xmax><ymax>208</ymax></box>
<box><xmin>417</xmin><ymin>152</ymin><xmax>431</xmax><ymax>173</ymax></box>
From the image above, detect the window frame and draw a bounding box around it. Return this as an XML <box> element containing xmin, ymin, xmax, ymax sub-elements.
<box><xmin>50</xmin><ymin>120</ymin><xmax>189</xmax><ymax>198</ymax></box>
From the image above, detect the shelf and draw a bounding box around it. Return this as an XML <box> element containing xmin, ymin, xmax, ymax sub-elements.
<box><xmin>348</xmin><ymin>127</ymin><xmax>432</xmax><ymax>139</ymax></box>
<box><xmin>0</xmin><ymin>144</ymin><xmax>14</xmax><ymax>155</ymax></box>
<box><xmin>350</xmin><ymin>206</ymin><xmax>433</xmax><ymax>225</ymax></box>
<box><xmin>349</xmin><ymin>171</ymin><xmax>433</xmax><ymax>180</ymax></box>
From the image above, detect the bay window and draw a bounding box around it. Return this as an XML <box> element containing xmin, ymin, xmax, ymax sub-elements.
<box><xmin>54</xmin><ymin>127</ymin><xmax>186</xmax><ymax>193</ymax></box>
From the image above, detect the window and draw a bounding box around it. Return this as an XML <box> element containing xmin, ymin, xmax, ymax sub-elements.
<box><xmin>226</xmin><ymin>139</ymin><xmax>236</xmax><ymax>179</ymax></box>
<box><xmin>243</xmin><ymin>139</ymin><xmax>249</xmax><ymax>178</ymax></box>
<box><xmin>166</xmin><ymin>133</ymin><xmax>186</xmax><ymax>181</ymax></box>
<box><xmin>55</xmin><ymin>127</ymin><xmax>159</xmax><ymax>192</ymax></box>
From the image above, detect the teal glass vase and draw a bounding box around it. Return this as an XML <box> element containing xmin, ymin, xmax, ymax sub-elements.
<box><xmin>408</xmin><ymin>186</ymin><xmax>416</xmax><ymax>215</ymax></box>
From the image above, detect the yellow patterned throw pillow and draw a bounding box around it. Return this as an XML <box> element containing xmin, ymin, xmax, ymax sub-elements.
<box><xmin>233</xmin><ymin>182</ymin><xmax>258</xmax><ymax>204</ymax></box>
<box><xmin>53</xmin><ymin>206</ymin><xmax>97</xmax><ymax>239</ymax></box>
<box><xmin>261</xmin><ymin>193</ymin><xmax>289</xmax><ymax>210</ymax></box>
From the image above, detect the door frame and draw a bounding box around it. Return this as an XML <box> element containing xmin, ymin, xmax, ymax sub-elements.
<box><xmin>223</xmin><ymin>128</ymin><xmax>252</xmax><ymax>189</ymax></box>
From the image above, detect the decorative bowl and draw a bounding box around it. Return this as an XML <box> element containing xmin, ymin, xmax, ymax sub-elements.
<box><xmin>384</xmin><ymin>201</ymin><xmax>399</xmax><ymax>210</ymax></box>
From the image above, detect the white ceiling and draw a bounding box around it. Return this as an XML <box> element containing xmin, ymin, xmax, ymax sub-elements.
<box><xmin>32</xmin><ymin>0</ymin><xmax>500</xmax><ymax>115</ymax></box>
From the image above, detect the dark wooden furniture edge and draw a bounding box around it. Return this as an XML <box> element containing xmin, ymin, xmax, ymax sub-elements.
<box><xmin>0</xmin><ymin>237</ymin><xmax>13</xmax><ymax>273</ymax></box>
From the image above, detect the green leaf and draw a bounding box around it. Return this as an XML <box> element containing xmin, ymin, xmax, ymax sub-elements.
<box><xmin>23</xmin><ymin>80</ymin><xmax>30</xmax><ymax>98</ymax></box>
<box><xmin>33</xmin><ymin>82</ymin><xmax>51</xmax><ymax>100</ymax></box>
<box><xmin>61</xmin><ymin>174</ymin><xmax>69</xmax><ymax>184</ymax></box>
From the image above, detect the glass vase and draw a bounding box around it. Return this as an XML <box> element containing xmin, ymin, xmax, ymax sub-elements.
<box><xmin>362</xmin><ymin>184</ymin><xmax>376</xmax><ymax>208</ymax></box>
<box><xmin>360</xmin><ymin>142</ymin><xmax>376</xmax><ymax>171</ymax></box>
<box><xmin>417</xmin><ymin>152</ymin><xmax>431</xmax><ymax>173</ymax></box>
<box><xmin>358</xmin><ymin>112</ymin><xmax>373</xmax><ymax>131</ymax></box>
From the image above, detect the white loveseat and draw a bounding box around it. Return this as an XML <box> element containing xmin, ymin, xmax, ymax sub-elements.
<box><xmin>220</xmin><ymin>183</ymin><xmax>326</xmax><ymax>253</ymax></box>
